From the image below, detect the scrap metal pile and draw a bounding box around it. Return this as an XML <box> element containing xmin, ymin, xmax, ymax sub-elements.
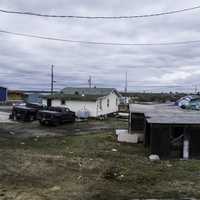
<box><xmin>175</xmin><ymin>95</ymin><xmax>200</xmax><ymax>110</ymax></box>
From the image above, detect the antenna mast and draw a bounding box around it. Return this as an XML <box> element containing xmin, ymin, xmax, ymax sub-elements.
<box><xmin>88</xmin><ymin>76</ymin><xmax>92</xmax><ymax>88</ymax></box>
<box><xmin>51</xmin><ymin>65</ymin><xmax>54</xmax><ymax>94</ymax></box>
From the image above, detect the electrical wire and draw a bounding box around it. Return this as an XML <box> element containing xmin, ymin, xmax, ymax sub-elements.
<box><xmin>1</xmin><ymin>29</ymin><xmax>200</xmax><ymax>46</ymax></box>
<box><xmin>0</xmin><ymin>5</ymin><xmax>200</xmax><ymax>19</ymax></box>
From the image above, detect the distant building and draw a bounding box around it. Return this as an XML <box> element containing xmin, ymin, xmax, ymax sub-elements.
<box><xmin>8</xmin><ymin>90</ymin><xmax>26</xmax><ymax>101</ymax></box>
<box><xmin>25</xmin><ymin>92</ymin><xmax>52</xmax><ymax>104</ymax></box>
<box><xmin>42</xmin><ymin>87</ymin><xmax>122</xmax><ymax>117</ymax></box>
<box><xmin>8</xmin><ymin>90</ymin><xmax>52</xmax><ymax>104</ymax></box>
<box><xmin>0</xmin><ymin>87</ymin><xmax>7</xmax><ymax>103</ymax></box>
<box><xmin>120</xmin><ymin>92</ymin><xmax>137</xmax><ymax>104</ymax></box>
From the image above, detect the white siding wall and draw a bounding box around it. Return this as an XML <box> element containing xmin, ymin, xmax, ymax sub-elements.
<box><xmin>42</xmin><ymin>99</ymin><xmax>47</xmax><ymax>105</ymax></box>
<box><xmin>64</xmin><ymin>101</ymin><xmax>97</xmax><ymax>117</ymax></box>
<box><xmin>43</xmin><ymin>99</ymin><xmax>97</xmax><ymax>117</ymax></box>
<box><xmin>97</xmin><ymin>92</ymin><xmax>119</xmax><ymax>116</ymax></box>
<box><xmin>42</xmin><ymin>91</ymin><xmax>120</xmax><ymax>117</ymax></box>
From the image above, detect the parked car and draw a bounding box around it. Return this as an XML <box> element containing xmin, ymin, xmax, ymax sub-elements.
<box><xmin>37</xmin><ymin>107</ymin><xmax>76</xmax><ymax>125</ymax></box>
<box><xmin>9</xmin><ymin>103</ymin><xmax>44</xmax><ymax>122</ymax></box>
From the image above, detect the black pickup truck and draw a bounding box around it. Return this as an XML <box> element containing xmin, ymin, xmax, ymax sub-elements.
<box><xmin>37</xmin><ymin>107</ymin><xmax>76</xmax><ymax>125</ymax></box>
<box><xmin>10</xmin><ymin>103</ymin><xmax>44</xmax><ymax>122</ymax></box>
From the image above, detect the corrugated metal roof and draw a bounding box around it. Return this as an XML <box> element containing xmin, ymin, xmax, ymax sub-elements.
<box><xmin>146</xmin><ymin>114</ymin><xmax>200</xmax><ymax>124</ymax></box>
<box><xmin>130</xmin><ymin>103</ymin><xmax>200</xmax><ymax>125</ymax></box>
<box><xmin>129</xmin><ymin>103</ymin><xmax>171</xmax><ymax>113</ymax></box>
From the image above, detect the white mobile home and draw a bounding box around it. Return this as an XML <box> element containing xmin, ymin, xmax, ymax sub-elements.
<box><xmin>42</xmin><ymin>87</ymin><xmax>122</xmax><ymax>117</ymax></box>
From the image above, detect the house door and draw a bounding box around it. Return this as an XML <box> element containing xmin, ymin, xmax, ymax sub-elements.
<box><xmin>47</xmin><ymin>99</ymin><xmax>52</xmax><ymax>107</ymax></box>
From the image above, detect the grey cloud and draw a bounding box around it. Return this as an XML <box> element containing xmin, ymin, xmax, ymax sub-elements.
<box><xmin>0</xmin><ymin>0</ymin><xmax>200</xmax><ymax>92</ymax></box>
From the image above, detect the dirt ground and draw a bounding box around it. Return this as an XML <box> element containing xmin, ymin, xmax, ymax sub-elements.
<box><xmin>0</xmin><ymin>105</ymin><xmax>128</xmax><ymax>138</ymax></box>
<box><xmin>0</xmin><ymin>110</ymin><xmax>199</xmax><ymax>199</ymax></box>
<box><xmin>0</xmin><ymin>117</ymin><xmax>127</xmax><ymax>138</ymax></box>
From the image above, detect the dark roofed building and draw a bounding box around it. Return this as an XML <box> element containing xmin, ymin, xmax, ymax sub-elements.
<box><xmin>129</xmin><ymin>103</ymin><xmax>200</xmax><ymax>159</ymax></box>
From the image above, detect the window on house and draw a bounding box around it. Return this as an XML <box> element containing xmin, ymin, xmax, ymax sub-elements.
<box><xmin>116</xmin><ymin>98</ymin><xmax>118</xmax><ymax>106</ymax></box>
<box><xmin>61</xmin><ymin>99</ymin><xmax>66</xmax><ymax>105</ymax></box>
<box><xmin>107</xmin><ymin>99</ymin><xmax>110</xmax><ymax>107</ymax></box>
<box><xmin>99</xmin><ymin>100</ymin><xmax>102</xmax><ymax>110</ymax></box>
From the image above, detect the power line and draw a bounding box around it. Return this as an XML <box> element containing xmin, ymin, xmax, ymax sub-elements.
<box><xmin>0</xmin><ymin>5</ymin><xmax>200</xmax><ymax>19</ymax></box>
<box><xmin>1</xmin><ymin>29</ymin><xmax>200</xmax><ymax>46</ymax></box>
<box><xmin>128</xmin><ymin>84</ymin><xmax>180</xmax><ymax>87</ymax></box>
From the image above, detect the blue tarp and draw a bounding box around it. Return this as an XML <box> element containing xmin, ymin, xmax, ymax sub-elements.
<box><xmin>0</xmin><ymin>87</ymin><xmax>7</xmax><ymax>102</ymax></box>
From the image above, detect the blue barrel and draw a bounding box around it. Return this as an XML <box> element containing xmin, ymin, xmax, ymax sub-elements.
<box><xmin>0</xmin><ymin>87</ymin><xmax>7</xmax><ymax>102</ymax></box>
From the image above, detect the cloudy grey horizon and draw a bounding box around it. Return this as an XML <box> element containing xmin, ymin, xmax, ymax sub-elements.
<box><xmin>0</xmin><ymin>0</ymin><xmax>200</xmax><ymax>93</ymax></box>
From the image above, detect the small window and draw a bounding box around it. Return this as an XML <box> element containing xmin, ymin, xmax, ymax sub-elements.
<box><xmin>61</xmin><ymin>99</ymin><xmax>66</xmax><ymax>105</ymax></box>
<box><xmin>99</xmin><ymin>100</ymin><xmax>102</xmax><ymax>110</ymax></box>
<box><xmin>116</xmin><ymin>98</ymin><xmax>118</xmax><ymax>106</ymax></box>
<box><xmin>107</xmin><ymin>99</ymin><xmax>110</xmax><ymax>107</ymax></box>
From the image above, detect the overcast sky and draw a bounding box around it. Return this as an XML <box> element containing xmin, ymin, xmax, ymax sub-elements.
<box><xmin>0</xmin><ymin>0</ymin><xmax>200</xmax><ymax>92</ymax></box>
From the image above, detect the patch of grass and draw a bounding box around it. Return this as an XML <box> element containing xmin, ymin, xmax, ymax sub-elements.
<box><xmin>0</xmin><ymin>132</ymin><xmax>200</xmax><ymax>199</ymax></box>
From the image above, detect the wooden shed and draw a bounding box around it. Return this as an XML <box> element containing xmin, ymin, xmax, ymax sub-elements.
<box><xmin>129</xmin><ymin>103</ymin><xmax>200</xmax><ymax>159</ymax></box>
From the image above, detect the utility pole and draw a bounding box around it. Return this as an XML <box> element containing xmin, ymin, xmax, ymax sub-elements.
<box><xmin>88</xmin><ymin>76</ymin><xmax>92</xmax><ymax>88</ymax></box>
<box><xmin>125</xmin><ymin>72</ymin><xmax>128</xmax><ymax>93</ymax></box>
<box><xmin>125</xmin><ymin>72</ymin><xmax>128</xmax><ymax>103</ymax></box>
<box><xmin>194</xmin><ymin>85</ymin><xmax>198</xmax><ymax>94</ymax></box>
<box><xmin>51</xmin><ymin>65</ymin><xmax>54</xmax><ymax>95</ymax></box>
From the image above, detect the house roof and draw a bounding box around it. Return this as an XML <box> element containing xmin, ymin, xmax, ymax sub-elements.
<box><xmin>43</xmin><ymin>94</ymin><xmax>103</xmax><ymax>101</ymax></box>
<box><xmin>43</xmin><ymin>87</ymin><xmax>121</xmax><ymax>102</ymax></box>
<box><xmin>61</xmin><ymin>87</ymin><xmax>119</xmax><ymax>96</ymax></box>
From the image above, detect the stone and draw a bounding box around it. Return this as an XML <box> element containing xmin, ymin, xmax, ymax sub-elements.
<box><xmin>149</xmin><ymin>154</ymin><xmax>160</xmax><ymax>161</ymax></box>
